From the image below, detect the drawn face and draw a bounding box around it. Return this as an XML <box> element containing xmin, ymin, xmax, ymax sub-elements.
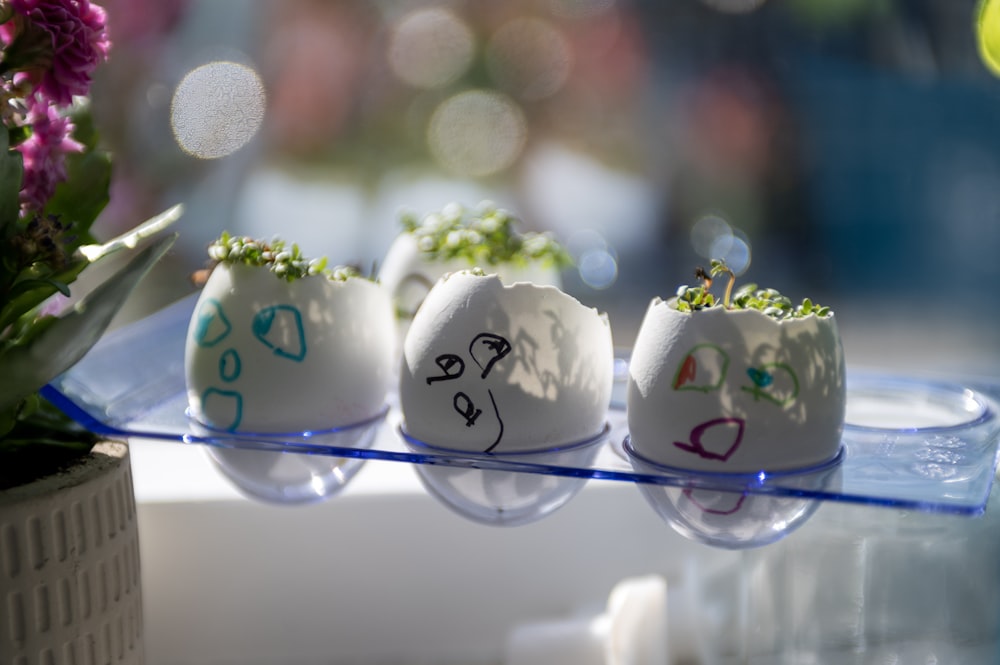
<box><xmin>627</xmin><ymin>301</ymin><xmax>846</xmax><ymax>475</ymax></box>
<box><xmin>413</xmin><ymin>332</ymin><xmax>511</xmax><ymax>452</ymax></box>
<box><xmin>399</xmin><ymin>272</ymin><xmax>614</xmax><ymax>453</ymax></box>
<box><xmin>185</xmin><ymin>263</ymin><xmax>396</xmax><ymax>433</ymax></box>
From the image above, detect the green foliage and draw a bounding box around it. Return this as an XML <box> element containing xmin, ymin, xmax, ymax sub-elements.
<box><xmin>207</xmin><ymin>232</ymin><xmax>363</xmax><ymax>282</ymax></box>
<box><xmin>0</xmin><ymin>128</ymin><xmax>23</xmax><ymax>230</ymax></box>
<box><xmin>672</xmin><ymin>258</ymin><xmax>832</xmax><ymax>320</ymax></box>
<box><xmin>400</xmin><ymin>201</ymin><xmax>572</xmax><ymax>269</ymax></box>
<box><xmin>0</xmin><ymin>226</ymin><xmax>180</xmax><ymax>451</ymax></box>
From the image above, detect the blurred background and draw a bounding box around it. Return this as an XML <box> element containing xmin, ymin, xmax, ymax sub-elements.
<box><xmin>91</xmin><ymin>0</ymin><xmax>1000</xmax><ymax>376</ymax></box>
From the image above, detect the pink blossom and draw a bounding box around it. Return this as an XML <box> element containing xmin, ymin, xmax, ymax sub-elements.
<box><xmin>16</xmin><ymin>94</ymin><xmax>83</xmax><ymax>211</ymax></box>
<box><xmin>6</xmin><ymin>0</ymin><xmax>110</xmax><ymax>106</ymax></box>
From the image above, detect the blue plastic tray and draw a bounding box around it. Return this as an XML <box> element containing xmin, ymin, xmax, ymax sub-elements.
<box><xmin>43</xmin><ymin>294</ymin><xmax>1000</xmax><ymax>515</ymax></box>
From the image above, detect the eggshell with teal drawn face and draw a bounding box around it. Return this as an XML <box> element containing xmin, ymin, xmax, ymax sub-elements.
<box><xmin>399</xmin><ymin>271</ymin><xmax>613</xmax><ymax>453</ymax></box>
<box><xmin>378</xmin><ymin>232</ymin><xmax>561</xmax><ymax>347</ymax></box>
<box><xmin>626</xmin><ymin>299</ymin><xmax>845</xmax><ymax>473</ymax></box>
<box><xmin>185</xmin><ymin>263</ymin><xmax>395</xmax><ymax>433</ymax></box>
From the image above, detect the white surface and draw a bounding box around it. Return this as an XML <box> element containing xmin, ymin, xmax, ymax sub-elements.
<box><xmin>504</xmin><ymin>575</ymin><xmax>668</xmax><ymax>665</ymax></box>
<box><xmin>130</xmin><ymin>436</ymin><xmax>730</xmax><ymax>665</ymax></box>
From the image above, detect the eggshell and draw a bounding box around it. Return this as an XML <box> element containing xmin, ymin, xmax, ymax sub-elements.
<box><xmin>626</xmin><ymin>299</ymin><xmax>845</xmax><ymax>473</ymax></box>
<box><xmin>400</xmin><ymin>271</ymin><xmax>613</xmax><ymax>453</ymax></box>
<box><xmin>378</xmin><ymin>232</ymin><xmax>561</xmax><ymax>344</ymax></box>
<box><xmin>185</xmin><ymin>263</ymin><xmax>395</xmax><ymax>432</ymax></box>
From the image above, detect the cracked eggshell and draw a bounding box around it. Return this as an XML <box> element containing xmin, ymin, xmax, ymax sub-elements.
<box><xmin>400</xmin><ymin>271</ymin><xmax>613</xmax><ymax>453</ymax></box>
<box><xmin>626</xmin><ymin>300</ymin><xmax>845</xmax><ymax>473</ymax></box>
<box><xmin>185</xmin><ymin>263</ymin><xmax>395</xmax><ymax>433</ymax></box>
<box><xmin>378</xmin><ymin>232</ymin><xmax>561</xmax><ymax>345</ymax></box>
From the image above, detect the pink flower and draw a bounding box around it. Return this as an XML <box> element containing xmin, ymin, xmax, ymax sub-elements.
<box><xmin>5</xmin><ymin>0</ymin><xmax>110</xmax><ymax>106</ymax></box>
<box><xmin>16</xmin><ymin>94</ymin><xmax>83</xmax><ymax>210</ymax></box>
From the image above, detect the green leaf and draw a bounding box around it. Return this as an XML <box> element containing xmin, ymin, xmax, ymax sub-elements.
<box><xmin>7</xmin><ymin>277</ymin><xmax>71</xmax><ymax>299</ymax></box>
<box><xmin>77</xmin><ymin>204</ymin><xmax>184</xmax><ymax>263</ymax></box>
<box><xmin>0</xmin><ymin>258</ymin><xmax>88</xmax><ymax>332</ymax></box>
<box><xmin>0</xmin><ymin>234</ymin><xmax>177</xmax><ymax>411</ymax></box>
<box><xmin>43</xmin><ymin>149</ymin><xmax>111</xmax><ymax>237</ymax></box>
<box><xmin>0</xmin><ymin>128</ymin><xmax>24</xmax><ymax>234</ymax></box>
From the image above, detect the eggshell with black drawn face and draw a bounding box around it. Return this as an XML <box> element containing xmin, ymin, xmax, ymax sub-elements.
<box><xmin>185</xmin><ymin>262</ymin><xmax>395</xmax><ymax>433</ymax></box>
<box><xmin>399</xmin><ymin>271</ymin><xmax>613</xmax><ymax>453</ymax></box>
<box><xmin>626</xmin><ymin>299</ymin><xmax>846</xmax><ymax>473</ymax></box>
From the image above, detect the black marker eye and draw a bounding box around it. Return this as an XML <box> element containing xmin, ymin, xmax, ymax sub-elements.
<box><xmin>427</xmin><ymin>353</ymin><xmax>465</xmax><ymax>384</ymax></box>
<box><xmin>469</xmin><ymin>333</ymin><xmax>511</xmax><ymax>379</ymax></box>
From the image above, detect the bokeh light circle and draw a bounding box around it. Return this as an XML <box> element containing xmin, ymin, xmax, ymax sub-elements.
<box><xmin>388</xmin><ymin>8</ymin><xmax>475</xmax><ymax>89</ymax></box>
<box><xmin>486</xmin><ymin>18</ymin><xmax>572</xmax><ymax>101</ymax></box>
<box><xmin>170</xmin><ymin>61</ymin><xmax>266</xmax><ymax>159</ymax></box>
<box><xmin>690</xmin><ymin>213</ymin><xmax>751</xmax><ymax>275</ymax></box>
<box><xmin>579</xmin><ymin>248</ymin><xmax>618</xmax><ymax>289</ymax></box>
<box><xmin>427</xmin><ymin>90</ymin><xmax>527</xmax><ymax>177</ymax></box>
<box><xmin>713</xmin><ymin>233</ymin><xmax>751</xmax><ymax>276</ymax></box>
<box><xmin>690</xmin><ymin>214</ymin><xmax>733</xmax><ymax>258</ymax></box>
<box><xmin>568</xmin><ymin>230</ymin><xmax>619</xmax><ymax>290</ymax></box>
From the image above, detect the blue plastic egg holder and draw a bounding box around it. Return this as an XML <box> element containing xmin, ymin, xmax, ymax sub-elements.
<box><xmin>44</xmin><ymin>294</ymin><xmax>1000</xmax><ymax>525</ymax></box>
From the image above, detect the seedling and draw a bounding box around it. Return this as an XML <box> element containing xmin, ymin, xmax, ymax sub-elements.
<box><xmin>204</xmin><ymin>232</ymin><xmax>362</xmax><ymax>283</ymax></box>
<box><xmin>400</xmin><ymin>201</ymin><xmax>572</xmax><ymax>268</ymax></box>
<box><xmin>673</xmin><ymin>259</ymin><xmax>830</xmax><ymax>319</ymax></box>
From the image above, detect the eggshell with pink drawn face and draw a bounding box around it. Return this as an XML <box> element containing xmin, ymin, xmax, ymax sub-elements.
<box><xmin>185</xmin><ymin>263</ymin><xmax>395</xmax><ymax>433</ymax></box>
<box><xmin>399</xmin><ymin>271</ymin><xmax>613</xmax><ymax>453</ymax></box>
<box><xmin>626</xmin><ymin>299</ymin><xmax>845</xmax><ymax>473</ymax></box>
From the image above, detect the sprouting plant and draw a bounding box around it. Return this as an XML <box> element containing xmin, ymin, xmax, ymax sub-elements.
<box><xmin>673</xmin><ymin>259</ymin><xmax>831</xmax><ymax>319</ymax></box>
<box><xmin>205</xmin><ymin>232</ymin><xmax>365</xmax><ymax>283</ymax></box>
<box><xmin>400</xmin><ymin>201</ymin><xmax>572</xmax><ymax>269</ymax></box>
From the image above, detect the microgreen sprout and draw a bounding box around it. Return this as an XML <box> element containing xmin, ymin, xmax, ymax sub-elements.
<box><xmin>673</xmin><ymin>258</ymin><xmax>831</xmax><ymax>319</ymax></box>
<box><xmin>206</xmin><ymin>232</ymin><xmax>363</xmax><ymax>283</ymax></box>
<box><xmin>400</xmin><ymin>200</ymin><xmax>572</xmax><ymax>269</ymax></box>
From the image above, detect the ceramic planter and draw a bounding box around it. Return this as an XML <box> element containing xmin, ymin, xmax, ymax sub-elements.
<box><xmin>627</xmin><ymin>299</ymin><xmax>846</xmax><ymax>473</ymax></box>
<box><xmin>0</xmin><ymin>442</ymin><xmax>143</xmax><ymax>664</ymax></box>
<box><xmin>400</xmin><ymin>271</ymin><xmax>613</xmax><ymax>453</ymax></box>
<box><xmin>185</xmin><ymin>263</ymin><xmax>396</xmax><ymax>433</ymax></box>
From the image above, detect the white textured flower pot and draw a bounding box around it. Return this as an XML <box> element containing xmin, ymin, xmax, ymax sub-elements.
<box><xmin>627</xmin><ymin>300</ymin><xmax>846</xmax><ymax>473</ymax></box>
<box><xmin>0</xmin><ymin>442</ymin><xmax>143</xmax><ymax>665</ymax></box>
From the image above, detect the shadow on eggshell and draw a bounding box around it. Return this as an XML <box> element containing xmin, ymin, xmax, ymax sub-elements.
<box><xmin>378</xmin><ymin>232</ymin><xmax>562</xmax><ymax>356</ymax></box>
<box><xmin>399</xmin><ymin>271</ymin><xmax>614</xmax><ymax>453</ymax></box>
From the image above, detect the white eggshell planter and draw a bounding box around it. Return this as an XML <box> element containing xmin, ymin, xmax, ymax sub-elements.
<box><xmin>400</xmin><ymin>271</ymin><xmax>614</xmax><ymax>454</ymax></box>
<box><xmin>185</xmin><ymin>263</ymin><xmax>396</xmax><ymax>433</ymax></box>
<box><xmin>627</xmin><ymin>299</ymin><xmax>846</xmax><ymax>473</ymax></box>
<box><xmin>378</xmin><ymin>232</ymin><xmax>561</xmax><ymax>345</ymax></box>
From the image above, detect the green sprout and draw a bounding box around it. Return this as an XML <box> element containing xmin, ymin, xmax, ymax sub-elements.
<box><xmin>400</xmin><ymin>201</ymin><xmax>572</xmax><ymax>269</ymax></box>
<box><xmin>673</xmin><ymin>258</ymin><xmax>831</xmax><ymax>319</ymax></box>
<box><xmin>206</xmin><ymin>232</ymin><xmax>363</xmax><ymax>283</ymax></box>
